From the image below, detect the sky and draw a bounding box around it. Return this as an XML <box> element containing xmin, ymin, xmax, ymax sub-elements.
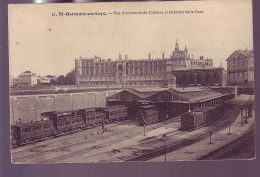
<box><xmin>9</xmin><ymin>0</ymin><xmax>253</xmax><ymax>77</ymax></box>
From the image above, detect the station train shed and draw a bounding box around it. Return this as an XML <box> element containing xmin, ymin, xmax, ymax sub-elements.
<box><xmin>107</xmin><ymin>87</ymin><xmax>234</xmax><ymax>119</ymax></box>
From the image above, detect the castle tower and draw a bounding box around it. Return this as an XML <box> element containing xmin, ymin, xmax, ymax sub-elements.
<box><xmin>184</xmin><ymin>45</ymin><xmax>188</xmax><ymax>53</ymax></box>
<box><xmin>175</xmin><ymin>39</ymin><xmax>179</xmax><ymax>52</ymax></box>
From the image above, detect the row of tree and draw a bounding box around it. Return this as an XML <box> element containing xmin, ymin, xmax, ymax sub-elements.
<box><xmin>50</xmin><ymin>70</ymin><xmax>76</xmax><ymax>85</ymax></box>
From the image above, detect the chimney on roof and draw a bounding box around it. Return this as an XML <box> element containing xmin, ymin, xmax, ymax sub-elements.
<box><xmin>148</xmin><ymin>53</ymin><xmax>151</xmax><ymax>60</ymax></box>
<box><xmin>162</xmin><ymin>53</ymin><xmax>165</xmax><ymax>59</ymax></box>
<box><xmin>119</xmin><ymin>54</ymin><xmax>122</xmax><ymax>60</ymax></box>
<box><xmin>125</xmin><ymin>54</ymin><xmax>128</xmax><ymax>60</ymax></box>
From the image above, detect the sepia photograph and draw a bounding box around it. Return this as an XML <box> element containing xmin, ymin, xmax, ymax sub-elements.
<box><xmin>8</xmin><ymin>0</ymin><xmax>255</xmax><ymax>163</ymax></box>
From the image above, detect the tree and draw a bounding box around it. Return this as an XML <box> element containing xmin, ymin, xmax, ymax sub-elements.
<box><xmin>57</xmin><ymin>75</ymin><xmax>65</xmax><ymax>85</ymax></box>
<box><xmin>64</xmin><ymin>69</ymin><xmax>76</xmax><ymax>85</ymax></box>
<box><xmin>50</xmin><ymin>79</ymin><xmax>57</xmax><ymax>85</ymax></box>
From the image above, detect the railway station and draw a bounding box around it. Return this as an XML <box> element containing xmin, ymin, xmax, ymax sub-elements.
<box><xmin>106</xmin><ymin>87</ymin><xmax>234</xmax><ymax>120</ymax></box>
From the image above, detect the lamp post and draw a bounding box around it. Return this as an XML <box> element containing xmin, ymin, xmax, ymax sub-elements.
<box><xmin>241</xmin><ymin>109</ymin><xmax>244</xmax><ymax>126</ymax></box>
<box><xmin>209</xmin><ymin>130</ymin><xmax>213</xmax><ymax>144</ymax></box>
<box><xmin>165</xmin><ymin>113</ymin><xmax>169</xmax><ymax>129</ymax></box>
<box><xmin>228</xmin><ymin>116</ymin><xmax>232</xmax><ymax>135</ymax></box>
<box><xmin>228</xmin><ymin>122</ymin><xmax>231</xmax><ymax>135</ymax></box>
<box><xmin>162</xmin><ymin>134</ymin><xmax>167</xmax><ymax>161</ymax></box>
<box><xmin>143</xmin><ymin>124</ymin><xmax>146</xmax><ymax>136</ymax></box>
<box><xmin>102</xmin><ymin>116</ymin><xmax>105</xmax><ymax>133</ymax></box>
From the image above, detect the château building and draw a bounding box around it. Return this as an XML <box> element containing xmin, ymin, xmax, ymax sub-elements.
<box><xmin>75</xmin><ymin>40</ymin><xmax>216</xmax><ymax>86</ymax></box>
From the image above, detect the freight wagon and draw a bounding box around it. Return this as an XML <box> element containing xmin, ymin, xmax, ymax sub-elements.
<box><xmin>181</xmin><ymin>111</ymin><xmax>206</xmax><ymax>130</ymax></box>
<box><xmin>181</xmin><ymin>106</ymin><xmax>218</xmax><ymax>130</ymax></box>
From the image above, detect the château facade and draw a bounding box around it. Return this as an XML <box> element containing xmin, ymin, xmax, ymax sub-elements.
<box><xmin>75</xmin><ymin>40</ymin><xmax>214</xmax><ymax>86</ymax></box>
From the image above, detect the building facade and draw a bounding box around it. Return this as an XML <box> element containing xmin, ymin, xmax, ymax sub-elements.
<box><xmin>226</xmin><ymin>49</ymin><xmax>254</xmax><ymax>85</ymax></box>
<box><xmin>17</xmin><ymin>71</ymin><xmax>38</xmax><ymax>88</ymax></box>
<box><xmin>75</xmin><ymin>41</ymin><xmax>214</xmax><ymax>86</ymax></box>
<box><xmin>171</xmin><ymin>67</ymin><xmax>226</xmax><ymax>86</ymax></box>
<box><xmin>38</xmin><ymin>76</ymin><xmax>52</xmax><ymax>84</ymax></box>
<box><xmin>10</xmin><ymin>76</ymin><xmax>18</xmax><ymax>88</ymax></box>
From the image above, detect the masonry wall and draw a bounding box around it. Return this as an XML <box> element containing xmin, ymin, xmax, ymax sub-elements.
<box><xmin>10</xmin><ymin>90</ymin><xmax>120</xmax><ymax>124</ymax></box>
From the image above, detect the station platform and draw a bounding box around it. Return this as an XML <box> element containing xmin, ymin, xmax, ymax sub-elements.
<box><xmin>148</xmin><ymin>110</ymin><xmax>255</xmax><ymax>161</ymax></box>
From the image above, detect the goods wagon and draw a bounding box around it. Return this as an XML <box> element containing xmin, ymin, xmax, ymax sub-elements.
<box><xmin>181</xmin><ymin>106</ymin><xmax>218</xmax><ymax>130</ymax></box>
<box><xmin>211</xmin><ymin>104</ymin><xmax>223</xmax><ymax>118</ymax></box>
<box><xmin>181</xmin><ymin>111</ymin><xmax>205</xmax><ymax>130</ymax></box>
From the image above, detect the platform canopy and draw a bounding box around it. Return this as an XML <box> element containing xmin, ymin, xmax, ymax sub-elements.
<box><xmin>107</xmin><ymin>87</ymin><xmax>226</xmax><ymax>104</ymax></box>
<box><xmin>225</xmin><ymin>94</ymin><xmax>254</xmax><ymax>107</ymax></box>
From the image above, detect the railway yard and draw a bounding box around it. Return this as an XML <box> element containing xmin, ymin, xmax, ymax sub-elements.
<box><xmin>10</xmin><ymin>87</ymin><xmax>255</xmax><ymax>163</ymax></box>
<box><xmin>11</xmin><ymin>107</ymin><xmax>255</xmax><ymax>163</ymax></box>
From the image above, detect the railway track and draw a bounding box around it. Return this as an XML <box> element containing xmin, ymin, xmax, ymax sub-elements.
<box><xmin>34</xmin><ymin>118</ymin><xmax>182</xmax><ymax>163</ymax></box>
<box><xmin>125</xmin><ymin>108</ymin><xmax>241</xmax><ymax>161</ymax></box>
<box><xmin>11</xmin><ymin>117</ymin><xmax>180</xmax><ymax>163</ymax></box>
<box><xmin>12</xmin><ymin>108</ymin><xmax>239</xmax><ymax>163</ymax></box>
<box><xmin>11</xmin><ymin>117</ymin><xmax>135</xmax><ymax>150</ymax></box>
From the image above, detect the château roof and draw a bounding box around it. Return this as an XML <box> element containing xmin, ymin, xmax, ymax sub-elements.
<box><xmin>173</xmin><ymin>66</ymin><xmax>223</xmax><ymax>72</ymax></box>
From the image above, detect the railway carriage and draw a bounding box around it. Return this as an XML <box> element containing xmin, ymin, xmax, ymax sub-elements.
<box><xmin>11</xmin><ymin>120</ymin><xmax>55</xmax><ymax>146</ymax></box>
<box><xmin>101</xmin><ymin>105</ymin><xmax>128</xmax><ymax>122</ymax></box>
<box><xmin>11</xmin><ymin>105</ymin><xmax>129</xmax><ymax>147</ymax></box>
<box><xmin>138</xmin><ymin>105</ymin><xmax>159</xmax><ymax>125</ymax></box>
<box><xmin>78</xmin><ymin>108</ymin><xmax>105</xmax><ymax>127</ymax></box>
<box><xmin>48</xmin><ymin>110</ymin><xmax>84</xmax><ymax>134</ymax></box>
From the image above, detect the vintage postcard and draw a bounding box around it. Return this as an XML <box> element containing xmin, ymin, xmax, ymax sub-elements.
<box><xmin>9</xmin><ymin>0</ymin><xmax>255</xmax><ymax>163</ymax></box>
